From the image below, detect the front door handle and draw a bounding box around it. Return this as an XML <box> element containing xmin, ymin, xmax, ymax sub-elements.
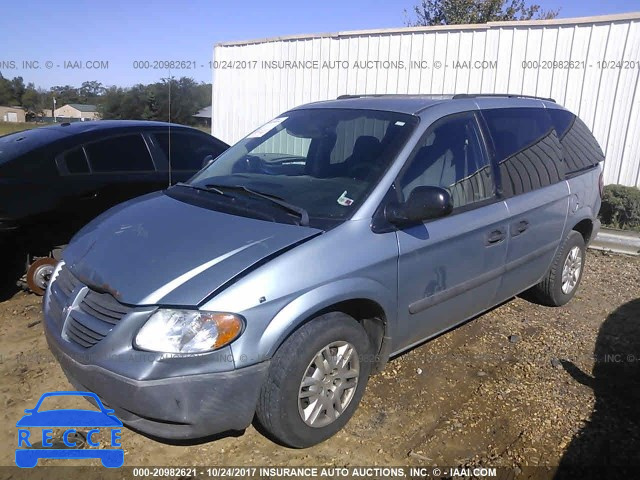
<box><xmin>486</xmin><ymin>228</ymin><xmax>506</xmax><ymax>245</ymax></box>
<box><xmin>78</xmin><ymin>191</ymin><xmax>99</xmax><ymax>200</ymax></box>
<box><xmin>512</xmin><ymin>220</ymin><xmax>529</xmax><ymax>237</ymax></box>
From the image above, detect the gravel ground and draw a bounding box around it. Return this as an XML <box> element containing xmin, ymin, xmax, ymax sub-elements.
<box><xmin>0</xmin><ymin>250</ymin><xmax>638</xmax><ymax>479</ymax></box>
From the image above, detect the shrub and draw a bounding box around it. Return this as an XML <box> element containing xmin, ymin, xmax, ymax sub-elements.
<box><xmin>599</xmin><ymin>185</ymin><xmax>640</xmax><ymax>232</ymax></box>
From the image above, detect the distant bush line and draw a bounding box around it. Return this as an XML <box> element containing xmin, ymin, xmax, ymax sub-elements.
<box><xmin>600</xmin><ymin>185</ymin><xmax>640</xmax><ymax>232</ymax></box>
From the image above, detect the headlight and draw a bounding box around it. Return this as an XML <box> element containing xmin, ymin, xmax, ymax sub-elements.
<box><xmin>135</xmin><ymin>309</ymin><xmax>243</xmax><ymax>353</ymax></box>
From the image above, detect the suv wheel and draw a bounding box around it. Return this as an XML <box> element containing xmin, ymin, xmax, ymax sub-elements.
<box><xmin>527</xmin><ymin>230</ymin><xmax>586</xmax><ymax>306</ymax></box>
<box><xmin>255</xmin><ymin>312</ymin><xmax>372</xmax><ymax>447</ymax></box>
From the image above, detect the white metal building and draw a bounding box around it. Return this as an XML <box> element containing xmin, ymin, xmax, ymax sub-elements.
<box><xmin>213</xmin><ymin>12</ymin><xmax>640</xmax><ymax>187</ymax></box>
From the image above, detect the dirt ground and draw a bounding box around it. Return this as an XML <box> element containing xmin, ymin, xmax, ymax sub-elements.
<box><xmin>1</xmin><ymin>250</ymin><xmax>639</xmax><ymax>478</ymax></box>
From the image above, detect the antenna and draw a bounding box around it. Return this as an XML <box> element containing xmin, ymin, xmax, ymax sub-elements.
<box><xmin>167</xmin><ymin>71</ymin><xmax>172</xmax><ymax>187</ymax></box>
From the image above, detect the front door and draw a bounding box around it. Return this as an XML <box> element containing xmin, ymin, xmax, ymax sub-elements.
<box><xmin>393</xmin><ymin>111</ymin><xmax>510</xmax><ymax>351</ymax></box>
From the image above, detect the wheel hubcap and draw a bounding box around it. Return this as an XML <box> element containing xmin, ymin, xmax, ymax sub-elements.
<box><xmin>561</xmin><ymin>246</ymin><xmax>583</xmax><ymax>294</ymax></box>
<box><xmin>33</xmin><ymin>264</ymin><xmax>54</xmax><ymax>290</ymax></box>
<box><xmin>298</xmin><ymin>341</ymin><xmax>360</xmax><ymax>428</ymax></box>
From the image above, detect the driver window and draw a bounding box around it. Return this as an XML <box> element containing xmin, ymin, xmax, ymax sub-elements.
<box><xmin>399</xmin><ymin>112</ymin><xmax>494</xmax><ymax>209</ymax></box>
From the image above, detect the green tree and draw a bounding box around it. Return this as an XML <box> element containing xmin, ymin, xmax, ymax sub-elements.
<box><xmin>142</xmin><ymin>89</ymin><xmax>158</xmax><ymax>120</ymax></box>
<box><xmin>50</xmin><ymin>85</ymin><xmax>80</xmax><ymax>106</ymax></box>
<box><xmin>79</xmin><ymin>80</ymin><xmax>105</xmax><ymax>103</ymax></box>
<box><xmin>0</xmin><ymin>73</ymin><xmax>16</xmax><ymax>105</ymax></box>
<box><xmin>21</xmin><ymin>83</ymin><xmax>42</xmax><ymax>118</ymax></box>
<box><xmin>405</xmin><ymin>0</ymin><xmax>558</xmax><ymax>26</ymax></box>
<box><xmin>11</xmin><ymin>77</ymin><xmax>26</xmax><ymax>105</ymax></box>
<box><xmin>99</xmin><ymin>86</ymin><xmax>128</xmax><ymax>119</ymax></box>
<box><xmin>153</xmin><ymin>77</ymin><xmax>210</xmax><ymax>125</ymax></box>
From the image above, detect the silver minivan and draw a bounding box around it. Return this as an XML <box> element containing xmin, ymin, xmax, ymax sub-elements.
<box><xmin>44</xmin><ymin>94</ymin><xmax>603</xmax><ymax>447</ymax></box>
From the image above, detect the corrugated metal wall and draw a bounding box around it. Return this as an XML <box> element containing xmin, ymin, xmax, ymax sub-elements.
<box><xmin>213</xmin><ymin>13</ymin><xmax>640</xmax><ymax>187</ymax></box>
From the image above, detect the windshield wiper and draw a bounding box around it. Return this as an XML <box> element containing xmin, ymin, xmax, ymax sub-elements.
<box><xmin>204</xmin><ymin>183</ymin><xmax>309</xmax><ymax>226</ymax></box>
<box><xmin>174</xmin><ymin>182</ymin><xmax>230</xmax><ymax>196</ymax></box>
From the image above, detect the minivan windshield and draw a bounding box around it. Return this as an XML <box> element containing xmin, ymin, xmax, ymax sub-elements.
<box><xmin>186</xmin><ymin>108</ymin><xmax>418</xmax><ymax>227</ymax></box>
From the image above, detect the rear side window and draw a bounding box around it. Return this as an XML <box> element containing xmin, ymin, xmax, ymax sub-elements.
<box><xmin>85</xmin><ymin>134</ymin><xmax>154</xmax><ymax>172</ymax></box>
<box><xmin>482</xmin><ymin>108</ymin><xmax>563</xmax><ymax>197</ymax></box>
<box><xmin>548</xmin><ymin>109</ymin><xmax>604</xmax><ymax>176</ymax></box>
<box><xmin>154</xmin><ymin>132</ymin><xmax>226</xmax><ymax>171</ymax></box>
<box><xmin>61</xmin><ymin>148</ymin><xmax>89</xmax><ymax>174</ymax></box>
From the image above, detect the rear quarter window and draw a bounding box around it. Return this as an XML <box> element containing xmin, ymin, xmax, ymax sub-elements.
<box><xmin>548</xmin><ymin>109</ymin><xmax>604</xmax><ymax>176</ymax></box>
<box><xmin>57</xmin><ymin>147</ymin><xmax>89</xmax><ymax>174</ymax></box>
<box><xmin>482</xmin><ymin>107</ymin><xmax>564</xmax><ymax>197</ymax></box>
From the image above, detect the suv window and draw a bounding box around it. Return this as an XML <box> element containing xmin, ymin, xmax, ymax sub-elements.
<box><xmin>399</xmin><ymin>112</ymin><xmax>494</xmax><ymax>209</ymax></box>
<box><xmin>482</xmin><ymin>107</ymin><xmax>563</xmax><ymax>197</ymax></box>
<box><xmin>548</xmin><ymin>109</ymin><xmax>604</xmax><ymax>176</ymax></box>
<box><xmin>154</xmin><ymin>132</ymin><xmax>226</xmax><ymax>171</ymax></box>
<box><xmin>85</xmin><ymin>134</ymin><xmax>154</xmax><ymax>173</ymax></box>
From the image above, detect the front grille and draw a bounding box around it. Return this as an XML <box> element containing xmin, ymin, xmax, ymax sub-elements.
<box><xmin>64</xmin><ymin>290</ymin><xmax>133</xmax><ymax>349</ymax></box>
<box><xmin>49</xmin><ymin>264</ymin><xmax>133</xmax><ymax>349</ymax></box>
<box><xmin>48</xmin><ymin>264</ymin><xmax>81</xmax><ymax>326</ymax></box>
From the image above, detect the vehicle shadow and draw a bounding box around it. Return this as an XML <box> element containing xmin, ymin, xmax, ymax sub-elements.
<box><xmin>555</xmin><ymin>298</ymin><xmax>640</xmax><ymax>478</ymax></box>
<box><xmin>126</xmin><ymin>425</ymin><xmax>246</xmax><ymax>446</ymax></box>
<box><xmin>0</xmin><ymin>238</ymin><xmax>25</xmax><ymax>302</ymax></box>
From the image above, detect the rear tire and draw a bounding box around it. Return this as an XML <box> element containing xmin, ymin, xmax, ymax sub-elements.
<box><xmin>255</xmin><ymin>312</ymin><xmax>372</xmax><ymax>448</ymax></box>
<box><xmin>527</xmin><ymin>231</ymin><xmax>586</xmax><ymax>307</ymax></box>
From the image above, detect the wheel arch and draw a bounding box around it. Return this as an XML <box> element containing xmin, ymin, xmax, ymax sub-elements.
<box><xmin>571</xmin><ymin>217</ymin><xmax>595</xmax><ymax>244</ymax></box>
<box><xmin>258</xmin><ymin>279</ymin><xmax>395</xmax><ymax>373</ymax></box>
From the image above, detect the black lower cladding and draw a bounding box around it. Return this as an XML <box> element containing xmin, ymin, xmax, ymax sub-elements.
<box><xmin>48</xmin><ymin>337</ymin><xmax>270</xmax><ymax>439</ymax></box>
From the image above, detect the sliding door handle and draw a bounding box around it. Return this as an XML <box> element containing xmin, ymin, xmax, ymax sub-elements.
<box><xmin>512</xmin><ymin>220</ymin><xmax>530</xmax><ymax>237</ymax></box>
<box><xmin>486</xmin><ymin>228</ymin><xmax>506</xmax><ymax>245</ymax></box>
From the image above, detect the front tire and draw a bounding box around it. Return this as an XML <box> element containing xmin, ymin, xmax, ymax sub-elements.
<box><xmin>255</xmin><ymin>312</ymin><xmax>373</xmax><ymax>448</ymax></box>
<box><xmin>527</xmin><ymin>230</ymin><xmax>586</xmax><ymax>306</ymax></box>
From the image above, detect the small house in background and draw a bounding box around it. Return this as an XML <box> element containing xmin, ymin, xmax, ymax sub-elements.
<box><xmin>0</xmin><ymin>106</ymin><xmax>26</xmax><ymax>123</ymax></box>
<box><xmin>193</xmin><ymin>105</ymin><xmax>212</xmax><ymax>128</ymax></box>
<box><xmin>54</xmin><ymin>103</ymin><xmax>100</xmax><ymax>121</ymax></box>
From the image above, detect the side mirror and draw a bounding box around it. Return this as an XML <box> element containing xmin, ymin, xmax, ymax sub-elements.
<box><xmin>202</xmin><ymin>155</ymin><xmax>215</xmax><ymax>169</ymax></box>
<box><xmin>385</xmin><ymin>186</ymin><xmax>453</xmax><ymax>226</ymax></box>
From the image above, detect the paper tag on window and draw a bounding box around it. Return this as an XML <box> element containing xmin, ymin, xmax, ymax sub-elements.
<box><xmin>337</xmin><ymin>190</ymin><xmax>354</xmax><ymax>206</ymax></box>
<box><xmin>246</xmin><ymin>116</ymin><xmax>288</xmax><ymax>138</ymax></box>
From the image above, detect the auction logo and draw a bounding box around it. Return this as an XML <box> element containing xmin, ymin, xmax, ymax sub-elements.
<box><xmin>15</xmin><ymin>391</ymin><xmax>124</xmax><ymax>468</ymax></box>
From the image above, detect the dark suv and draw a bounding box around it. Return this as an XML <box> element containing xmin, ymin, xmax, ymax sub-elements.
<box><xmin>0</xmin><ymin>120</ymin><xmax>228</xmax><ymax>294</ymax></box>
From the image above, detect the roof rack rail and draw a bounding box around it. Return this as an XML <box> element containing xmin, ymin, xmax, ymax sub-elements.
<box><xmin>336</xmin><ymin>94</ymin><xmax>410</xmax><ymax>99</ymax></box>
<box><xmin>336</xmin><ymin>93</ymin><xmax>454</xmax><ymax>100</ymax></box>
<box><xmin>452</xmin><ymin>93</ymin><xmax>556</xmax><ymax>103</ymax></box>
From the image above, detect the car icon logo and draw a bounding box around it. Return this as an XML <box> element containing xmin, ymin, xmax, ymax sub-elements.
<box><xmin>15</xmin><ymin>391</ymin><xmax>124</xmax><ymax>468</ymax></box>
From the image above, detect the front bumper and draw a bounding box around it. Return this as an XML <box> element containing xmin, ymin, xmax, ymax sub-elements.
<box><xmin>46</xmin><ymin>334</ymin><xmax>269</xmax><ymax>440</ymax></box>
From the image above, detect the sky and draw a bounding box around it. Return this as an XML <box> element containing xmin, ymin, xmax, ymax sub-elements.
<box><xmin>1</xmin><ymin>0</ymin><xmax>638</xmax><ymax>90</ymax></box>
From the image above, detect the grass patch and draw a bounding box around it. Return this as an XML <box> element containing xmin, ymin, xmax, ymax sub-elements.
<box><xmin>0</xmin><ymin>122</ymin><xmax>47</xmax><ymax>136</ymax></box>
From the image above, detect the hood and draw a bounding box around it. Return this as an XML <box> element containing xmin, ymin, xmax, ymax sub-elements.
<box><xmin>63</xmin><ymin>192</ymin><xmax>322</xmax><ymax>305</ymax></box>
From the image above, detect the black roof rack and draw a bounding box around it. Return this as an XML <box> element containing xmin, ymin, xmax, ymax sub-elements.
<box><xmin>452</xmin><ymin>93</ymin><xmax>556</xmax><ymax>103</ymax></box>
